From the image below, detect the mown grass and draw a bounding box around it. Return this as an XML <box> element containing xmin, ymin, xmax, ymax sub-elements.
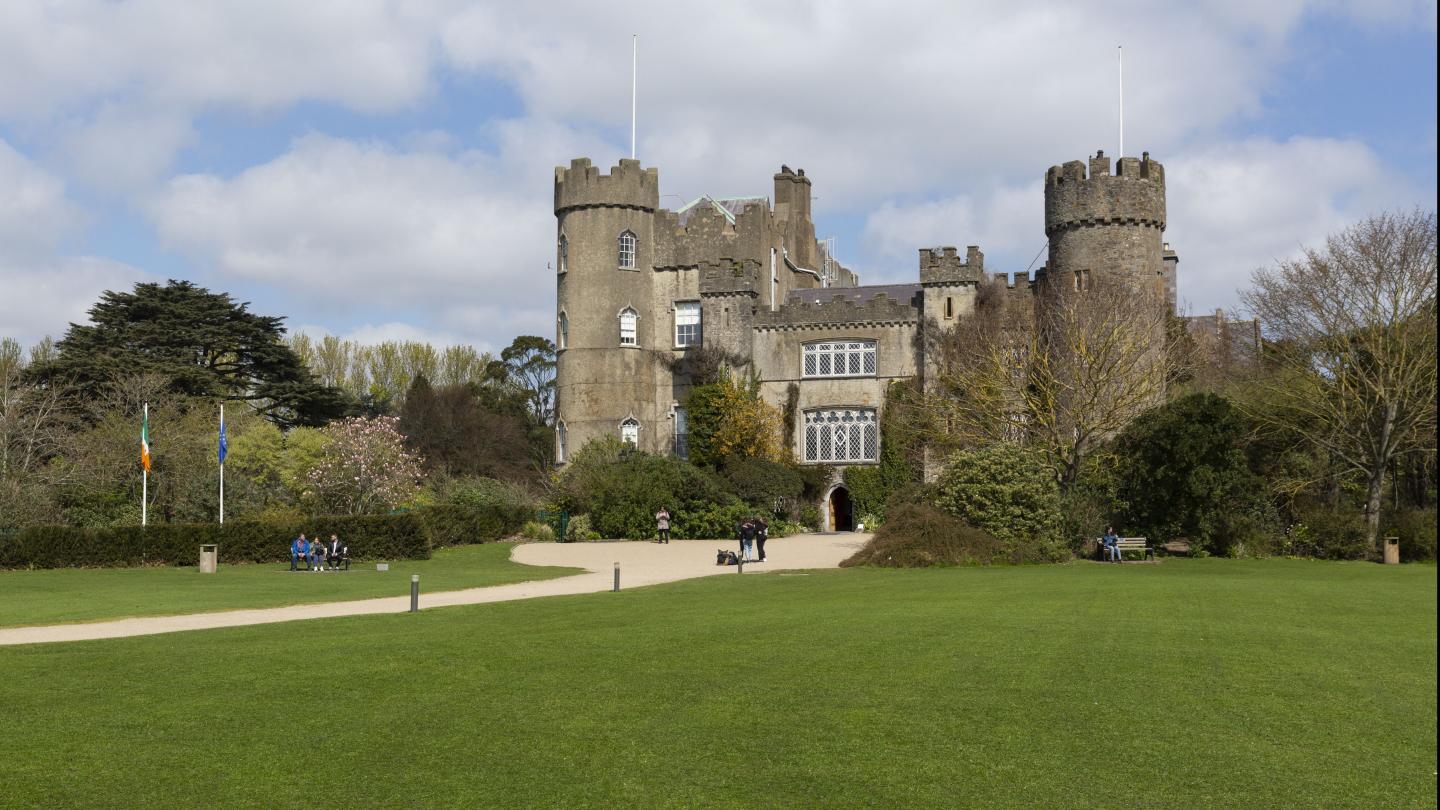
<box><xmin>0</xmin><ymin>559</ymin><xmax>1433</xmax><ymax>808</ymax></box>
<box><xmin>0</xmin><ymin>543</ymin><xmax>580</xmax><ymax>626</ymax></box>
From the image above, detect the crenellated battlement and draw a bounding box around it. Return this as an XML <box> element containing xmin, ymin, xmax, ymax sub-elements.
<box><xmin>555</xmin><ymin>157</ymin><xmax>660</xmax><ymax>214</ymax></box>
<box><xmin>698</xmin><ymin>258</ymin><xmax>762</xmax><ymax>296</ymax></box>
<box><xmin>1044</xmin><ymin>150</ymin><xmax>1165</xmax><ymax>236</ymax></box>
<box><xmin>990</xmin><ymin>271</ymin><xmax>1036</xmax><ymax>291</ymax></box>
<box><xmin>920</xmin><ymin>245</ymin><xmax>985</xmax><ymax>286</ymax></box>
<box><xmin>755</xmin><ymin>291</ymin><xmax>919</xmax><ymax>330</ymax></box>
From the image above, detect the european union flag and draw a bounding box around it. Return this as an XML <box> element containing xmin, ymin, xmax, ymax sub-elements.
<box><xmin>218</xmin><ymin>413</ymin><xmax>228</xmax><ymax>465</ymax></box>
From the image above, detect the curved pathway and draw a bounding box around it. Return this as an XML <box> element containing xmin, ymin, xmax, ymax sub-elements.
<box><xmin>0</xmin><ymin>533</ymin><xmax>867</xmax><ymax>646</ymax></box>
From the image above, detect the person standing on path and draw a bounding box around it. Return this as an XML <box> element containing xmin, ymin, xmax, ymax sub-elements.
<box><xmin>655</xmin><ymin>507</ymin><xmax>671</xmax><ymax>544</ymax></box>
<box><xmin>755</xmin><ymin>516</ymin><xmax>769</xmax><ymax>562</ymax></box>
<box><xmin>739</xmin><ymin>518</ymin><xmax>757</xmax><ymax>562</ymax></box>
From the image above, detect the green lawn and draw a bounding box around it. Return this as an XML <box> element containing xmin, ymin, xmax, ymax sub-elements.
<box><xmin>0</xmin><ymin>543</ymin><xmax>580</xmax><ymax>626</ymax></box>
<box><xmin>1</xmin><ymin>559</ymin><xmax>1433</xmax><ymax>808</ymax></box>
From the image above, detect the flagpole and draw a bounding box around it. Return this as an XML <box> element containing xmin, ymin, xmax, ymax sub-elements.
<box><xmin>1117</xmin><ymin>45</ymin><xmax>1124</xmax><ymax>159</ymax></box>
<box><xmin>631</xmin><ymin>34</ymin><xmax>637</xmax><ymax>159</ymax></box>
<box><xmin>141</xmin><ymin>401</ymin><xmax>148</xmax><ymax>527</ymax></box>
<box><xmin>219</xmin><ymin>403</ymin><xmax>225</xmax><ymax>525</ymax></box>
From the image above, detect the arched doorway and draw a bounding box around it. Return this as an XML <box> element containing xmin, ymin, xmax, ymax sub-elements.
<box><xmin>828</xmin><ymin>486</ymin><xmax>854</xmax><ymax>532</ymax></box>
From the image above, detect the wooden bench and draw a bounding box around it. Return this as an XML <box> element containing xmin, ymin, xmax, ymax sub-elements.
<box><xmin>1097</xmin><ymin>537</ymin><xmax>1153</xmax><ymax>561</ymax></box>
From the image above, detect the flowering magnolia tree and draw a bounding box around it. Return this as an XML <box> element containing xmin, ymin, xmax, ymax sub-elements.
<box><xmin>304</xmin><ymin>416</ymin><xmax>424</xmax><ymax>515</ymax></box>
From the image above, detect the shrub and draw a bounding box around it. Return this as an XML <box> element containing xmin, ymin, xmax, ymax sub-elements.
<box><xmin>1384</xmin><ymin>507</ymin><xmax>1437</xmax><ymax>562</ymax></box>
<box><xmin>933</xmin><ymin>444</ymin><xmax>1066</xmax><ymax>561</ymax></box>
<box><xmin>1282</xmin><ymin>506</ymin><xmax>1370</xmax><ymax>560</ymax></box>
<box><xmin>767</xmin><ymin>519</ymin><xmax>808</xmax><ymax>538</ymax></box>
<box><xmin>518</xmin><ymin>520</ymin><xmax>556</xmax><ymax>541</ymax></box>
<box><xmin>0</xmin><ymin>513</ymin><xmax>431</xmax><ymax>569</ymax></box>
<box><xmin>719</xmin><ymin>456</ymin><xmax>803</xmax><ymax>514</ymax></box>
<box><xmin>841</xmin><ymin>503</ymin><xmax>1003</xmax><ymax>567</ymax></box>
<box><xmin>565</xmin><ymin>513</ymin><xmax>601</xmax><ymax>542</ymax></box>
<box><xmin>418</xmin><ymin>504</ymin><xmax>527</xmax><ymax>547</ymax></box>
<box><xmin>557</xmin><ymin>437</ymin><xmax>743</xmax><ymax>539</ymax></box>
<box><xmin>1112</xmin><ymin>393</ymin><xmax>1273</xmax><ymax>555</ymax></box>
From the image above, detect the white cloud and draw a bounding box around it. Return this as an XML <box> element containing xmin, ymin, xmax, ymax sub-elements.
<box><xmin>0</xmin><ymin>139</ymin><xmax>148</xmax><ymax>342</ymax></box>
<box><xmin>1165</xmin><ymin>136</ymin><xmax>1426</xmax><ymax>314</ymax></box>
<box><xmin>146</xmin><ymin>124</ymin><xmax>611</xmax><ymax>347</ymax></box>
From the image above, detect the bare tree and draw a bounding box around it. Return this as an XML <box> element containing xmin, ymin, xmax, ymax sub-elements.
<box><xmin>916</xmin><ymin>275</ymin><xmax>1171</xmax><ymax>489</ymax></box>
<box><xmin>1242</xmin><ymin>210</ymin><xmax>1438</xmax><ymax>554</ymax></box>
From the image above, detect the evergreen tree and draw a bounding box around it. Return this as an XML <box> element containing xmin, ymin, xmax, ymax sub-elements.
<box><xmin>38</xmin><ymin>280</ymin><xmax>350</xmax><ymax>427</ymax></box>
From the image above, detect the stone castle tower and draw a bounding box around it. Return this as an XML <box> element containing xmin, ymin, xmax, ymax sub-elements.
<box><xmin>1042</xmin><ymin>150</ymin><xmax>1173</xmax><ymax>310</ymax></box>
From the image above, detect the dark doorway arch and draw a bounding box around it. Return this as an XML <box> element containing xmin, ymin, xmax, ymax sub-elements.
<box><xmin>828</xmin><ymin>486</ymin><xmax>854</xmax><ymax>532</ymax></box>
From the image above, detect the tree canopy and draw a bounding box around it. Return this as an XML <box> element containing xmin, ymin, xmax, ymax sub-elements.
<box><xmin>38</xmin><ymin>280</ymin><xmax>349</xmax><ymax>427</ymax></box>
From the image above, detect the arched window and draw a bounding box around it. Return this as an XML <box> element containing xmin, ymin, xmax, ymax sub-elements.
<box><xmin>555</xmin><ymin>421</ymin><xmax>568</xmax><ymax>464</ymax></box>
<box><xmin>618</xmin><ymin>230</ymin><xmax>637</xmax><ymax>269</ymax></box>
<box><xmin>803</xmin><ymin>408</ymin><xmax>879</xmax><ymax>463</ymax></box>
<box><xmin>620</xmin><ymin>417</ymin><xmax>640</xmax><ymax>446</ymax></box>
<box><xmin>558</xmin><ymin>234</ymin><xmax>568</xmax><ymax>274</ymax></box>
<box><xmin>618</xmin><ymin>307</ymin><xmax>638</xmax><ymax>346</ymax></box>
<box><xmin>557</xmin><ymin>311</ymin><xmax>569</xmax><ymax>350</ymax></box>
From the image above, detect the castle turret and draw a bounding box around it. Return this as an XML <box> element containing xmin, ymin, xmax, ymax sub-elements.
<box><xmin>1043</xmin><ymin>150</ymin><xmax>1166</xmax><ymax>298</ymax></box>
<box><xmin>919</xmin><ymin>245</ymin><xmax>985</xmax><ymax>325</ymax></box>
<box><xmin>553</xmin><ymin>158</ymin><xmax>669</xmax><ymax>461</ymax></box>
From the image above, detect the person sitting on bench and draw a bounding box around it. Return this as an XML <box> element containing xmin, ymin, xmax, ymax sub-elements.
<box><xmin>291</xmin><ymin>534</ymin><xmax>310</xmax><ymax>571</ymax></box>
<box><xmin>309</xmin><ymin>533</ymin><xmax>326</xmax><ymax>572</ymax></box>
<box><xmin>1102</xmin><ymin>526</ymin><xmax>1121</xmax><ymax>562</ymax></box>
<box><xmin>325</xmin><ymin>534</ymin><xmax>349</xmax><ymax>570</ymax></box>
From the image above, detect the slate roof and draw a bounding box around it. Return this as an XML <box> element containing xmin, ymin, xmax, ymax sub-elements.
<box><xmin>786</xmin><ymin>283</ymin><xmax>922</xmax><ymax>308</ymax></box>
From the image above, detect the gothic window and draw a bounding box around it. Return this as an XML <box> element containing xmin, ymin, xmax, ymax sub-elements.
<box><xmin>558</xmin><ymin>234</ymin><xmax>568</xmax><ymax>274</ymax></box>
<box><xmin>620</xmin><ymin>417</ymin><xmax>640</xmax><ymax>446</ymax></box>
<box><xmin>673</xmin><ymin>406</ymin><xmax>689</xmax><ymax>459</ymax></box>
<box><xmin>618</xmin><ymin>230</ymin><xmax>637</xmax><ymax>269</ymax></box>
<box><xmin>557</xmin><ymin>311</ymin><xmax>568</xmax><ymax>350</ymax></box>
<box><xmin>674</xmin><ymin>301</ymin><xmax>701</xmax><ymax>347</ymax></box>
<box><xmin>619</xmin><ymin>307</ymin><xmax>638</xmax><ymax>346</ymax></box>
<box><xmin>802</xmin><ymin>409</ymin><xmax>878</xmax><ymax>463</ymax></box>
<box><xmin>802</xmin><ymin>340</ymin><xmax>877</xmax><ymax>378</ymax></box>
<box><xmin>555</xmin><ymin>421</ymin><xmax>568</xmax><ymax>464</ymax></box>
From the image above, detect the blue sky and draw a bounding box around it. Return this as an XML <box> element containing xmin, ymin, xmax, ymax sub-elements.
<box><xmin>1</xmin><ymin>1</ymin><xmax>1434</xmax><ymax>352</ymax></box>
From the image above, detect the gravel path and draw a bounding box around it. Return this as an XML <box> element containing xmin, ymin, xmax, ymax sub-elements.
<box><xmin>0</xmin><ymin>533</ymin><xmax>867</xmax><ymax>646</ymax></box>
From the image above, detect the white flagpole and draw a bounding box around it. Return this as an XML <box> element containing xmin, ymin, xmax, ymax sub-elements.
<box><xmin>219</xmin><ymin>403</ymin><xmax>225</xmax><ymax>525</ymax></box>
<box><xmin>141</xmin><ymin>401</ymin><xmax>148</xmax><ymax>527</ymax></box>
<box><xmin>631</xmin><ymin>34</ymin><xmax>638</xmax><ymax>159</ymax></box>
<box><xmin>1118</xmin><ymin>45</ymin><xmax>1124</xmax><ymax>158</ymax></box>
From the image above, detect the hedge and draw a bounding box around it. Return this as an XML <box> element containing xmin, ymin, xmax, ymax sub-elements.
<box><xmin>418</xmin><ymin>504</ymin><xmax>529</xmax><ymax>547</ymax></box>
<box><xmin>0</xmin><ymin>513</ymin><xmax>431</xmax><ymax>570</ymax></box>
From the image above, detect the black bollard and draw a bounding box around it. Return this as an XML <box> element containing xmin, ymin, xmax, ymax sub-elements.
<box><xmin>410</xmin><ymin>574</ymin><xmax>419</xmax><ymax>613</ymax></box>
<box><xmin>613</xmin><ymin>561</ymin><xmax>620</xmax><ymax>592</ymax></box>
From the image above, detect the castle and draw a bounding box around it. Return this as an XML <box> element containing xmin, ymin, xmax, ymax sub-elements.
<box><xmin>553</xmin><ymin>151</ymin><xmax>1177</xmax><ymax>530</ymax></box>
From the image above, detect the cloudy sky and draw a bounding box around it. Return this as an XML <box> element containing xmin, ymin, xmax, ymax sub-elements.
<box><xmin>1</xmin><ymin>1</ymin><xmax>1434</xmax><ymax>352</ymax></box>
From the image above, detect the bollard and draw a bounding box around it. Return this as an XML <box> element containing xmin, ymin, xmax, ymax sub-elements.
<box><xmin>613</xmin><ymin>562</ymin><xmax>620</xmax><ymax>592</ymax></box>
<box><xmin>410</xmin><ymin>574</ymin><xmax>419</xmax><ymax>613</ymax></box>
<box><xmin>738</xmin><ymin>556</ymin><xmax>744</xmax><ymax>574</ymax></box>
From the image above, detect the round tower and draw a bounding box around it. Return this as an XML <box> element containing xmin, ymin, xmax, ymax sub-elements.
<box><xmin>1042</xmin><ymin>150</ymin><xmax>1167</xmax><ymax>303</ymax></box>
<box><xmin>1040</xmin><ymin>150</ymin><xmax>1169</xmax><ymax>412</ymax></box>
<box><xmin>553</xmin><ymin>157</ymin><xmax>670</xmax><ymax>462</ymax></box>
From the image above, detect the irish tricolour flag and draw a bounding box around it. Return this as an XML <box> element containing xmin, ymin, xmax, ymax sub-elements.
<box><xmin>140</xmin><ymin>405</ymin><xmax>151</xmax><ymax>472</ymax></box>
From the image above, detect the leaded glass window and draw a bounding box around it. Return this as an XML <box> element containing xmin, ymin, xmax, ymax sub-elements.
<box><xmin>558</xmin><ymin>234</ymin><xmax>568</xmax><ymax>273</ymax></box>
<box><xmin>801</xmin><ymin>340</ymin><xmax>877</xmax><ymax>378</ymax></box>
<box><xmin>620</xmin><ymin>417</ymin><xmax>640</xmax><ymax>446</ymax></box>
<box><xmin>802</xmin><ymin>409</ymin><xmax>879</xmax><ymax>463</ymax></box>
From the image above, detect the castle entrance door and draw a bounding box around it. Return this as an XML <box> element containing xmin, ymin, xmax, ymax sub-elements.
<box><xmin>828</xmin><ymin>486</ymin><xmax>854</xmax><ymax>532</ymax></box>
